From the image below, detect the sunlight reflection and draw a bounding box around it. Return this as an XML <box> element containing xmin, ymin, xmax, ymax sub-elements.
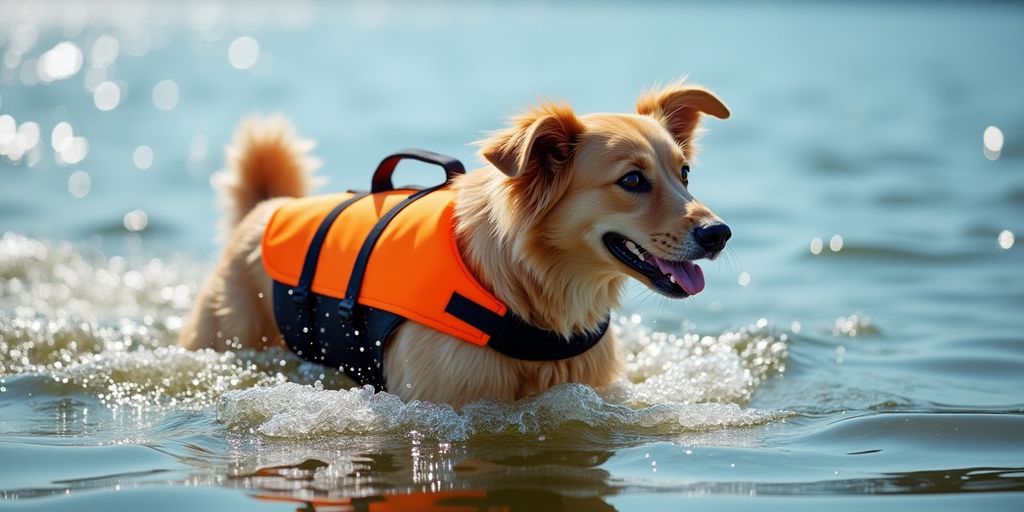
<box><xmin>983</xmin><ymin>126</ymin><xmax>1003</xmax><ymax>161</ymax></box>
<box><xmin>998</xmin><ymin>230</ymin><xmax>1014</xmax><ymax>250</ymax></box>
<box><xmin>829</xmin><ymin>234</ymin><xmax>844</xmax><ymax>252</ymax></box>
<box><xmin>68</xmin><ymin>170</ymin><xmax>91</xmax><ymax>198</ymax></box>
<box><xmin>228</xmin><ymin>36</ymin><xmax>259</xmax><ymax>70</ymax></box>
<box><xmin>132</xmin><ymin>145</ymin><xmax>154</xmax><ymax>170</ymax></box>
<box><xmin>123</xmin><ymin>209</ymin><xmax>149</xmax><ymax>232</ymax></box>
<box><xmin>56</xmin><ymin>135</ymin><xmax>88</xmax><ymax>165</ymax></box>
<box><xmin>51</xmin><ymin>122</ymin><xmax>72</xmax><ymax>151</ymax></box>
<box><xmin>738</xmin><ymin>272</ymin><xmax>751</xmax><ymax>286</ymax></box>
<box><xmin>89</xmin><ymin>34</ymin><xmax>119</xmax><ymax>67</ymax></box>
<box><xmin>38</xmin><ymin>41</ymin><xmax>83</xmax><ymax>82</ymax></box>
<box><xmin>152</xmin><ymin>79</ymin><xmax>179</xmax><ymax>111</ymax></box>
<box><xmin>93</xmin><ymin>80</ymin><xmax>120</xmax><ymax>111</ymax></box>
<box><xmin>809</xmin><ymin>237</ymin><xmax>823</xmax><ymax>255</ymax></box>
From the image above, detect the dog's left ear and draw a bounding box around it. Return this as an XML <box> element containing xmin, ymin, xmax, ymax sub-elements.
<box><xmin>637</xmin><ymin>84</ymin><xmax>729</xmax><ymax>158</ymax></box>
<box><xmin>480</xmin><ymin>102</ymin><xmax>583</xmax><ymax>180</ymax></box>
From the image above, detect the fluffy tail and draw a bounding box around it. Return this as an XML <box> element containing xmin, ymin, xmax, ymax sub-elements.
<box><xmin>216</xmin><ymin>115</ymin><xmax>322</xmax><ymax>238</ymax></box>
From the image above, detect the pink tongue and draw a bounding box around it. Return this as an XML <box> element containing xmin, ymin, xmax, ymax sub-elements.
<box><xmin>652</xmin><ymin>257</ymin><xmax>705</xmax><ymax>295</ymax></box>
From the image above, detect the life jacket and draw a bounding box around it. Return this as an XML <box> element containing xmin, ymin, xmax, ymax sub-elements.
<box><xmin>261</xmin><ymin>150</ymin><xmax>609</xmax><ymax>390</ymax></box>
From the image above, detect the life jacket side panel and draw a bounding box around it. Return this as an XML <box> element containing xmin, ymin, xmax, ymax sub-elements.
<box><xmin>262</xmin><ymin>191</ymin><xmax>416</xmax><ymax>297</ymax></box>
<box><xmin>261</xmin><ymin>188</ymin><xmax>507</xmax><ymax>346</ymax></box>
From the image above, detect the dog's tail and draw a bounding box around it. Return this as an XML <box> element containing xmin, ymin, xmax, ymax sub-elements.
<box><xmin>216</xmin><ymin>115</ymin><xmax>322</xmax><ymax>237</ymax></box>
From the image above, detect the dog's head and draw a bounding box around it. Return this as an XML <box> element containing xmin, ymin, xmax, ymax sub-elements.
<box><xmin>479</xmin><ymin>82</ymin><xmax>731</xmax><ymax>299</ymax></box>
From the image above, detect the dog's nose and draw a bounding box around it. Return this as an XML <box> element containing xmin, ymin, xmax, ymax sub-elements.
<box><xmin>694</xmin><ymin>223</ymin><xmax>731</xmax><ymax>253</ymax></box>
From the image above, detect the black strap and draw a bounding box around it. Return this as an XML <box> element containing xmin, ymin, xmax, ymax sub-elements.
<box><xmin>291</xmin><ymin>191</ymin><xmax>370</xmax><ymax>304</ymax></box>
<box><xmin>337</xmin><ymin>185</ymin><xmax>445</xmax><ymax>321</ymax></box>
<box><xmin>372</xmin><ymin>149</ymin><xmax>465</xmax><ymax>193</ymax></box>
<box><xmin>444</xmin><ymin>292</ymin><xmax>609</xmax><ymax>361</ymax></box>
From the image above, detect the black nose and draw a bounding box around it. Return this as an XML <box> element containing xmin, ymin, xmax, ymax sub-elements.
<box><xmin>694</xmin><ymin>223</ymin><xmax>731</xmax><ymax>253</ymax></box>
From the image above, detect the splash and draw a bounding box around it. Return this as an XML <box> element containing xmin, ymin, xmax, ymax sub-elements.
<box><xmin>611</xmin><ymin>315</ymin><xmax>788</xmax><ymax>406</ymax></box>
<box><xmin>218</xmin><ymin>382</ymin><xmax>787</xmax><ymax>442</ymax></box>
<box><xmin>2</xmin><ymin>233</ymin><xmax>790</xmax><ymax>434</ymax></box>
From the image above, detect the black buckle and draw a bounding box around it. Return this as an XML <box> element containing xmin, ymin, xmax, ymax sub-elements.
<box><xmin>337</xmin><ymin>298</ymin><xmax>355</xmax><ymax>322</ymax></box>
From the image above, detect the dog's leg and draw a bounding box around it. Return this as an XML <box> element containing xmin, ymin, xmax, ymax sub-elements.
<box><xmin>178</xmin><ymin>200</ymin><xmax>284</xmax><ymax>351</ymax></box>
<box><xmin>383</xmin><ymin>322</ymin><xmax>520</xmax><ymax>407</ymax></box>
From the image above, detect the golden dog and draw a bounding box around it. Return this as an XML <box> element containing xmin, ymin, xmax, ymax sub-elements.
<box><xmin>179</xmin><ymin>82</ymin><xmax>731</xmax><ymax>407</ymax></box>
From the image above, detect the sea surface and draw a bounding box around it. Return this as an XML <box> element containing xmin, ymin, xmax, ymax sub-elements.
<box><xmin>2</xmin><ymin>1</ymin><xmax>1023</xmax><ymax>510</ymax></box>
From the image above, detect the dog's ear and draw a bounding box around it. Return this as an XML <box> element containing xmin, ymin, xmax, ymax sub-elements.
<box><xmin>637</xmin><ymin>83</ymin><xmax>729</xmax><ymax>158</ymax></box>
<box><xmin>480</xmin><ymin>102</ymin><xmax>583</xmax><ymax>179</ymax></box>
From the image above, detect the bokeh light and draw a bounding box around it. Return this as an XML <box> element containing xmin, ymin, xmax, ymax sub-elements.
<box><xmin>228</xmin><ymin>36</ymin><xmax>259</xmax><ymax>70</ymax></box>
<box><xmin>983</xmin><ymin>126</ymin><xmax>1004</xmax><ymax>161</ymax></box>
<box><xmin>133</xmin><ymin>145</ymin><xmax>153</xmax><ymax>170</ymax></box>
<box><xmin>809</xmin><ymin>237</ymin><xmax>823</xmax><ymax>255</ymax></box>
<box><xmin>68</xmin><ymin>170</ymin><xmax>91</xmax><ymax>198</ymax></box>
<box><xmin>38</xmin><ymin>41</ymin><xmax>83</xmax><ymax>82</ymax></box>
<box><xmin>152</xmin><ymin>80</ymin><xmax>179</xmax><ymax>111</ymax></box>
<box><xmin>738</xmin><ymin>272</ymin><xmax>751</xmax><ymax>286</ymax></box>
<box><xmin>93</xmin><ymin>81</ymin><xmax>121</xmax><ymax>111</ymax></box>
<box><xmin>123</xmin><ymin>209</ymin><xmax>149</xmax><ymax>232</ymax></box>
<box><xmin>829</xmin><ymin>235</ymin><xmax>844</xmax><ymax>252</ymax></box>
<box><xmin>89</xmin><ymin>34</ymin><xmax>119</xmax><ymax>67</ymax></box>
<box><xmin>998</xmin><ymin>230</ymin><xmax>1014</xmax><ymax>250</ymax></box>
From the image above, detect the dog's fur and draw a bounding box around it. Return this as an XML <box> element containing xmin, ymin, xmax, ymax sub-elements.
<box><xmin>179</xmin><ymin>82</ymin><xmax>730</xmax><ymax>407</ymax></box>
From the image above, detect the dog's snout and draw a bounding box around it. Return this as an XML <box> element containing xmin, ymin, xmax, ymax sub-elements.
<box><xmin>694</xmin><ymin>223</ymin><xmax>731</xmax><ymax>253</ymax></box>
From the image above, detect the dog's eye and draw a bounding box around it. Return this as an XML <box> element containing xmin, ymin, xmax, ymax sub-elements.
<box><xmin>617</xmin><ymin>171</ymin><xmax>651</xmax><ymax>192</ymax></box>
<box><xmin>681</xmin><ymin>165</ymin><xmax>690</xmax><ymax>186</ymax></box>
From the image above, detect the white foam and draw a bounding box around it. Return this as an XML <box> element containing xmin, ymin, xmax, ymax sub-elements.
<box><xmin>218</xmin><ymin>382</ymin><xmax>787</xmax><ymax>442</ymax></box>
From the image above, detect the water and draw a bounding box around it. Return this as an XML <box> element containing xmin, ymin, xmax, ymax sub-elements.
<box><xmin>2</xmin><ymin>1</ymin><xmax>1023</xmax><ymax>510</ymax></box>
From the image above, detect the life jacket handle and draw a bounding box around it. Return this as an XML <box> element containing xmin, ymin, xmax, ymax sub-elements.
<box><xmin>371</xmin><ymin>149</ymin><xmax>465</xmax><ymax>193</ymax></box>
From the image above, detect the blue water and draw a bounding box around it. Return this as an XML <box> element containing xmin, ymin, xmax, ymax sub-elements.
<box><xmin>2</xmin><ymin>1</ymin><xmax>1024</xmax><ymax>510</ymax></box>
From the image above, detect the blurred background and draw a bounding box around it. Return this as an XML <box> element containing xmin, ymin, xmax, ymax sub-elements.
<box><xmin>2</xmin><ymin>1</ymin><xmax>1024</xmax><ymax>507</ymax></box>
<box><xmin>2</xmin><ymin>0</ymin><xmax>1021</xmax><ymax>331</ymax></box>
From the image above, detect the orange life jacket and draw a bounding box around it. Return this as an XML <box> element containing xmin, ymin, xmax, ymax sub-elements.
<box><xmin>261</xmin><ymin>150</ymin><xmax>608</xmax><ymax>390</ymax></box>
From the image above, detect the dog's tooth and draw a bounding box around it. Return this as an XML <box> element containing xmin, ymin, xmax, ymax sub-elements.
<box><xmin>625</xmin><ymin>241</ymin><xmax>643</xmax><ymax>258</ymax></box>
<box><xmin>669</xmin><ymin>274</ymin><xmax>676</xmax><ymax>284</ymax></box>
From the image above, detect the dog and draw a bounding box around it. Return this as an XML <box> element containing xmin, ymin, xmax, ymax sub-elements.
<box><xmin>178</xmin><ymin>82</ymin><xmax>731</xmax><ymax>407</ymax></box>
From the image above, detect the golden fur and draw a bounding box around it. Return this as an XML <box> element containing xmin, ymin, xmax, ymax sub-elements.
<box><xmin>179</xmin><ymin>83</ymin><xmax>730</xmax><ymax>407</ymax></box>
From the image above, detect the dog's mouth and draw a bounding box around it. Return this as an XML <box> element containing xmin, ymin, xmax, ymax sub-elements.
<box><xmin>602</xmin><ymin>233</ymin><xmax>705</xmax><ymax>298</ymax></box>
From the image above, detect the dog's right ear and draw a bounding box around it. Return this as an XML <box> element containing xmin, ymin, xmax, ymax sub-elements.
<box><xmin>479</xmin><ymin>102</ymin><xmax>584</xmax><ymax>179</ymax></box>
